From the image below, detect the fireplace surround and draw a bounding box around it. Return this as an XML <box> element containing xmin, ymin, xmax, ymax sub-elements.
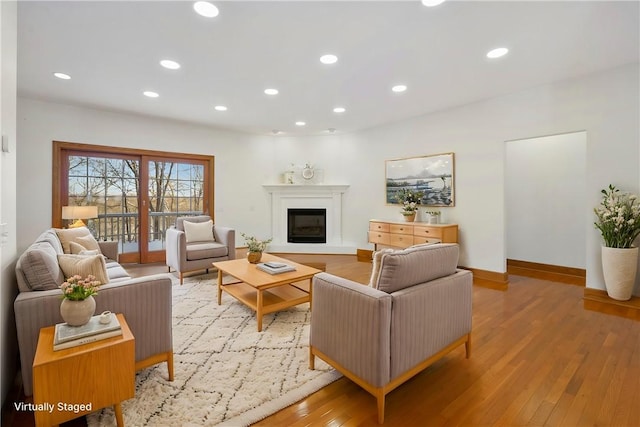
<box><xmin>263</xmin><ymin>184</ymin><xmax>353</xmax><ymax>253</ymax></box>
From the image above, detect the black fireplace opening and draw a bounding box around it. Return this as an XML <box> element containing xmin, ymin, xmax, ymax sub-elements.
<box><xmin>288</xmin><ymin>208</ymin><xmax>327</xmax><ymax>243</ymax></box>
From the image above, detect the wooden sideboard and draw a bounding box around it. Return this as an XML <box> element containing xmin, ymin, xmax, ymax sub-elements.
<box><xmin>368</xmin><ymin>219</ymin><xmax>458</xmax><ymax>250</ymax></box>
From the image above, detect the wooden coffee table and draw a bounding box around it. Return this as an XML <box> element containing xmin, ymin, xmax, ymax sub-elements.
<box><xmin>213</xmin><ymin>254</ymin><xmax>321</xmax><ymax>331</ymax></box>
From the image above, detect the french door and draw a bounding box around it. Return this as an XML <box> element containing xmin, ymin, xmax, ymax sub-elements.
<box><xmin>53</xmin><ymin>141</ymin><xmax>214</xmax><ymax>263</ymax></box>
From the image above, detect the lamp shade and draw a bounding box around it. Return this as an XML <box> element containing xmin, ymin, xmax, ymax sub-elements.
<box><xmin>62</xmin><ymin>206</ymin><xmax>98</xmax><ymax>220</ymax></box>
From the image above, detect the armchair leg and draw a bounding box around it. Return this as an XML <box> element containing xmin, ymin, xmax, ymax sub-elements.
<box><xmin>179</xmin><ymin>273</ymin><xmax>184</xmax><ymax>285</ymax></box>
<box><xmin>167</xmin><ymin>351</ymin><xmax>174</xmax><ymax>381</ymax></box>
<box><xmin>376</xmin><ymin>390</ymin><xmax>385</xmax><ymax>424</ymax></box>
<box><xmin>465</xmin><ymin>333</ymin><xmax>472</xmax><ymax>359</ymax></box>
<box><xmin>168</xmin><ymin>266</ymin><xmax>171</xmax><ymax>272</ymax></box>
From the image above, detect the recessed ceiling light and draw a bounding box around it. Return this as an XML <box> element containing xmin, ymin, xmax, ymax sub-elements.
<box><xmin>143</xmin><ymin>91</ymin><xmax>159</xmax><ymax>98</ymax></box>
<box><xmin>320</xmin><ymin>54</ymin><xmax>338</xmax><ymax>65</ymax></box>
<box><xmin>421</xmin><ymin>0</ymin><xmax>446</xmax><ymax>7</ymax></box>
<box><xmin>264</xmin><ymin>88</ymin><xmax>279</xmax><ymax>95</ymax></box>
<box><xmin>160</xmin><ymin>59</ymin><xmax>181</xmax><ymax>70</ymax></box>
<box><xmin>333</xmin><ymin>107</ymin><xmax>346</xmax><ymax>113</ymax></box>
<box><xmin>392</xmin><ymin>85</ymin><xmax>407</xmax><ymax>93</ymax></box>
<box><xmin>214</xmin><ymin>105</ymin><xmax>227</xmax><ymax>111</ymax></box>
<box><xmin>193</xmin><ymin>1</ymin><xmax>219</xmax><ymax>18</ymax></box>
<box><xmin>486</xmin><ymin>47</ymin><xmax>509</xmax><ymax>59</ymax></box>
<box><xmin>295</xmin><ymin>121</ymin><xmax>306</xmax><ymax>126</ymax></box>
<box><xmin>53</xmin><ymin>72</ymin><xmax>71</xmax><ymax>80</ymax></box>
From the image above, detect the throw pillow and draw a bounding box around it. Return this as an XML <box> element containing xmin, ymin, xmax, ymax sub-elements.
<box><xmin>76</xmin><ymin>234</ymin><xmax>101</xmax><ymax>252</ymax></box>
<box><xmin>69</xmin><ymin>241</ymin><xmax>87</xmax><ymax>254</ymax></box>
<box><xmin>58</xmin><ymin>254</ymin><xmax>109</xmax><ymax>285</ymax></box>
<box><xmin>55</xmin><ymin>227</ymin><xmax>91</xmax><ymax>254</ymax></box>
<box><xmin>368</xmin><ymin>248</ymin><xmax>394</xmax><ymax>288</ymax></box>
<box><xmin>183</xmin><ymin>219</ymin><xmax>215</xmax><ymax>243</ymax></box>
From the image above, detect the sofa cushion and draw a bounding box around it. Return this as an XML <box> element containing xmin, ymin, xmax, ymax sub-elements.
<box><xmin>34</xmin><ymin>230</ymin><xmax>64</xmax><ymax>254</ymax></box>
<box><xmin>369</xmin><ymin>248</ymin><xmax>394</xmax><ymax>287</ymax></box>
<box><xmin>105</xmin><ymin>261</ymin><xmax>131</xmax><ymax>281</ymax></box>
<box><xmin>183</xmin><ymin>219</ymin><xmax>215</xmax><ymax>243</ymax></box>
<box><xmin>18</xmin><ymin>242</ymin><xmax>65</xmax><ymax>291</ymax></box>
<box><xmin>58</xmin><ymin>254</ymin><xmax>109</xmax><ymax>285</ymax></box>
<box><xmin>186</xmin><ymin>242</ymin><xmax>228</xmax><ymax>261</ymax></box>
<box><xmin>375</xmin><ymin>243</ymin><xmax>459</xmax><ymax>293</ymax></box>
<box><xmin>76</xmin><ymin>234</ymin><xmax>101</xmax><ymax>252</ymax></box>
<box><xmin>55</xmin><ymin>227</ymin><xmax>93</xmax><ymax>254</ymax></box>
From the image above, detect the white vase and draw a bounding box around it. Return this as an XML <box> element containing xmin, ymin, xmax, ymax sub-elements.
<box><xmin>601</xmin><ymin>246</ymin><xmax>638</xmax><ymax>301</ymax></box>
<box><xmin>60</xmin><ymin>296</ymin><xmax>96</xmax><ymax>326</ymax></box>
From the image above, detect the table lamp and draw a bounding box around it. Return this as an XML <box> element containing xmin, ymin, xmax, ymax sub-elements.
<box><xmin>61</xmin><ymin>206</ymin><xmax>98</xmax><ymax>228</ymax></box>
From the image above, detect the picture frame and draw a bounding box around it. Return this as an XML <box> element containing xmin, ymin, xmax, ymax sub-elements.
<box><xmin>385</xmin><ymin>153</ymin><xmax>455</xmax><ymax>207</ymax></box>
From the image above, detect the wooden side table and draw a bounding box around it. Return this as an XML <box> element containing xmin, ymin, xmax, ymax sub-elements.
<box><xmin>32</xmin><ymin>313</ymin><xmax>135</xmax><ymax>427</ymax></box>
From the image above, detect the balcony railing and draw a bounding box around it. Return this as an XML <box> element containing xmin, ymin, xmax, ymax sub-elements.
<box><xmin>93</xmin><ymin>211</ymin><xmax>203</xmax><ymax>246</ymax></box>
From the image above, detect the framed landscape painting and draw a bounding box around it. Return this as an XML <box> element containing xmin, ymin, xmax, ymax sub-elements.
<box><xmin>386</xmin><ymin>153</ymin><xmax>455</xmax><ymax>207</ymax></box>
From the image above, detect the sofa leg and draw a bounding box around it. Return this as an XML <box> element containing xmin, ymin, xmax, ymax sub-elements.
<box><xmin>168</xmin><ymin>266</ymin><xmax>171</xmax><ymax>272</ymax></box>
<box><xmin>376</xmin><ymin>390</ymin><xmax>385</xmax><ymax>424</ymax></box>
<box><xmin>167</xmin><ymin>351</ymin><xmax>174</xmax><ymax>381</ymax></box>
<box><xmin>179</xmin><ymin>273</ymin><xmax>184</xmax><ymax>285</ymax></box>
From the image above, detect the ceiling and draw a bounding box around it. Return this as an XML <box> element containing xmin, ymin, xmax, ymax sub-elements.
<box><xmin>16</xmin><ymin>1</ymin><xmax>640</xmax><ymax>137</ymax></box>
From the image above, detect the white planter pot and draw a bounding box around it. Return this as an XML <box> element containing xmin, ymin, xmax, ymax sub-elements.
<box><xmin>601</xmin><ymin>246</ymin><xmax>638</xmax><ymax>301</ymax></box>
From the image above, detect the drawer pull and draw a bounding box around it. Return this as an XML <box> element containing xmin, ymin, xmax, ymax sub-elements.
<box><xmin>424</xmin><ymin>230</ymin><xmax>430</xmax><ymax>234</ymax></box>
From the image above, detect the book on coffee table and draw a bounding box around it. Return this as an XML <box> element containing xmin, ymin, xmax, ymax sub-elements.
<box><xmin>257</xmin><ymin>262</ymin><xmax>296</xmax><ymax>275</ymax></box>
<box><xmin>54</xmin><ymin>313</ymin><xmax>122</xmax><ymax>351</ymax></box>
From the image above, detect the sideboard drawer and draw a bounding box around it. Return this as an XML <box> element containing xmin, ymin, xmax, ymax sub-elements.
<box><xmin>389</xmin><ymin>224</ymin><xmax>413</xmax><ymax>235</ymax></box>
<box><xmin>413</xmin><ymin>237</ymin><xmax>442</xmax><ymax>245</ymax></box>
<box><xmin>389</xmin><ymin>234</ymin><xmax>412</xmax><ymax>248</ymax></box>
<box><xmin>369</xmin><ymin>231</ymin><xmax>390</xmax><ymax>245</ymax></box>
<box><xmin>413</xmin><ymin>225</ymin><xmax>444</xmax><ymax>239</ymax></box>
<box><xmin>369</xmin><ymin>222</ymin><xmax>390</xmax><ymax>233</ymax></box>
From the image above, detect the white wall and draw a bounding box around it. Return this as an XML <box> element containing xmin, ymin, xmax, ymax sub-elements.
<box><xmin>505</xmin><ymin>132</ymin><xmax>587</xmax><ymax>268</ymax></box>
<box><xmin>1</xmin><ymin>0</ymin><xmax>18</xmax><ymax>405</ymax></box>
<box><xmin>16</xmin><ymin>63</ymin><xmax>640</xmax><ymax>295</ymax></box>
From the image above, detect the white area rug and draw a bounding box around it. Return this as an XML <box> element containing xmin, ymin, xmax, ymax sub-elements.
<box><xmin>87</xmin><ymin>273</ymin><xmax>341</xmax><ymax>426</ymax></box>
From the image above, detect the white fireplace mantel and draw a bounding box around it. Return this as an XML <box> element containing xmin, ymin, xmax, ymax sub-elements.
<box><xmin>263</xmin><ymin>184</ymin><xmax>354</xmax><ymax>254</ymax></box>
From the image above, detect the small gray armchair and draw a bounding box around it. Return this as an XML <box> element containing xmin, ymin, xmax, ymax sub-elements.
<box><xmin>166</xmin><ymin>215</ymin><xmax>236</xmax><ymax>284</ymax></box>
<box><xmin>309</xmin><ymin>243</ymin><xmax>473</xmax><ymax>423</ymax></box>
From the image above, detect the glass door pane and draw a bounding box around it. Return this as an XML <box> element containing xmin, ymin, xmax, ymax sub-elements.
<box><xmin>147</xmin><ymin>160</ymin><xmax>205</xmax><ymax>253</ymax></box>
<box><xmin>67</xmin><ymin>155</ymin><xmax>140</xmax><ymax>255</ymax></box>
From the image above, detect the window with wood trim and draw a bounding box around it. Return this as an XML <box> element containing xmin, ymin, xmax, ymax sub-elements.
<box><xmin>53</xmin><ymin>141</ymin><xmax>215</xmax><ymax>263</ymax></box>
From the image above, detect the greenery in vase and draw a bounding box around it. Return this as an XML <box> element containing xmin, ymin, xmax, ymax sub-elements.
<box><xmin>594</xmin><ymin>184</ymin><xmax>640</xmax><ymax>248</ymax></box>
<box><xmin>396</xmin><ymin>188</ymin><xmax>424</xmax><ymax>215</ymax></box>
<box><xmin>59</xmin><ymin>275</ymin><xmax>100</xmax><ymax>301</ymax></box>
<box><xmin>425</xmin><ymin>210</ymin><xmax>441</xmax><ymax>216</ymax></box>
<box><xmin>241</xmin><ymin>232</ymin><xmax>273</xmax><ymax>252</ymax></box>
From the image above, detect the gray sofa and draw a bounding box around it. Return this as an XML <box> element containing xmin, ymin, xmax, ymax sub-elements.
<box><xmin>309</xmin><ymin>243</ymin><xmax>473</xmax><ymax>423</ymax></box>
<box><xmin>14</xmin><ymin>228</ymin><xmax>174</xmax><ymax>396</ymax></box>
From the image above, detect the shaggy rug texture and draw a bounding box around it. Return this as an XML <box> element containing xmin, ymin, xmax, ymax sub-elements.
<box><xmin>87</xmin><ymin>273</ymin><xmax>341</xmax><ymax>426</ymax></box>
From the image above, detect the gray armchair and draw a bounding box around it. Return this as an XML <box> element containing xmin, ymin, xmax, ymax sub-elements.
<box><xmin>166</xmin><ymin>215</ymin><xmax>236</xmax><ymax>284</ymax></box>
<box><xmin>309</xmin><ymin>243</ymin><xmax>473</xmax><ymax>423</ymax></box>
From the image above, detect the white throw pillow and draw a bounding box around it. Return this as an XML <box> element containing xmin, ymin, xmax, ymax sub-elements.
<box><xmin>183</xmin><ymin>220</ymin><xmax>215</xmax><ymax>243</ymax></box>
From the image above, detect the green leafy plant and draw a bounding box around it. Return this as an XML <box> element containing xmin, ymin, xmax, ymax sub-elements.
<box><xmin>425</xmin><ymin>210</ymin><xmax>441</xmax><ymax>216</ymax></box>
<box><xmin>59</xmin><ymin>275</ymin><xmax>100</xmax><ymax>301</ymax></box>
<box><xmin>396</xmin><ymin>188</ymin><xmax>424</xmax><ymax>215</ymax></box>
<box><xmin>241</xmin><ymin>232</ymin><xmax>273</xmax><ymax>253</ymax></box>
<box><xmin>594</xmin><ymin>184</ymin><xmax>640</xmax><ymax>248</ymax></box>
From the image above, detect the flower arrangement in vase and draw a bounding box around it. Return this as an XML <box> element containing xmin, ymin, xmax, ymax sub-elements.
<box><xmin>241</xmin><ymin>232</ymin><xmax>273</xmax><ymax>263</ymax></box>
<box><xmin>425</xmin><ymin>210</ymin><xmax>441</xmax><ymax>224</ymax></box>
<box><xmin>396</xmin><ymin>188</ymin><xmax>424</xmax><ymax>222</ymax></box>
<box><xmin>594</xmin><ymin>184</ymin><xmax>640</xmax><ymax>300</ymax></box>
<box><xmin>59</xmin><ymin>275</ymin><xmax>101</xmax><ymax>326</ymax></box>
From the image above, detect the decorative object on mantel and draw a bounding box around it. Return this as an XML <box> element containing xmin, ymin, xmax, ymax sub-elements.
<box><xmin>396</xmin><ymin>188</ymin><xmax>424</xmax><ymax>222</ymax></box>
<box><xmin>59</xmin><ymin>275</ymin><xmax>100</xmax><ymax>326</ymax></box>
<box><xmin>425</xmin><ymin>210</ymin><xmax>441</xmax><ymax>224</ymax></box>
<box><xmin>301</xmin><ymin>163</ymin><xmax>315</xmax><ymax>180</ymax></box>
<box><xmin>386</xmin><ymin>152</ymin><xmax>455</xmax><ymax>206</ymax></box>
<box><xmin>283</xmin><ymin>163</ymin><xmax>295</xmax><ymax>184</ymax></box>
<box><xmin>241</xmin><ymin>232</ymin><xmax>273</xmax><ymax>264</ymax></box>
<box><xmin>594</xmin><ymin>184</ymin><xmax>640</xmax><ymax>301</ymax></box>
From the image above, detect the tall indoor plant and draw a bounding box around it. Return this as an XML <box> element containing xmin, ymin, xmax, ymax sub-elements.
<box><xmin>594</xmin><ymin>184</ymin><xmax>640</xmax><ymax>300</ymax></box>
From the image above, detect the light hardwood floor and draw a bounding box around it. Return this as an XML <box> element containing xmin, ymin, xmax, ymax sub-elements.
<box><xmin>4</xmin><ymin>253</ymin><xmax>638</xmax><ymax>427</ymax></box>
